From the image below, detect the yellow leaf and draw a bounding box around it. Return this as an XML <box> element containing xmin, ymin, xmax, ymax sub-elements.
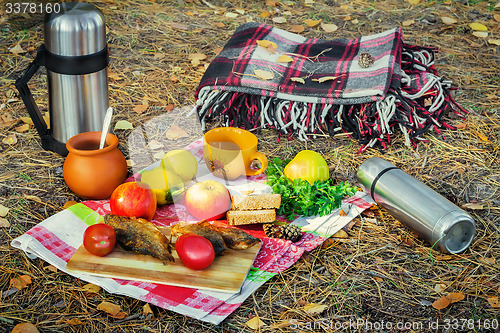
<box><xmin>446</xmin><ymin>292</ymin><xmax>465</xmax><ymax>303</ymax></box>
<box><xmin>407</xmin><ymin>0</ymin><xmax>421</xmax><ymax>4</ymax></box>
<box><xmin>476</xmin><ymin>132</ymin><xmax>489</xmax><ymax>142</ymax></box>
<box><xmin>321</xmin><ymin>23</ymin><xmax>338</xmax><ymax>33</ymax></box>
<box><xmin>165</xmin><ymin>124</ymin><xmax>189</xmax><ymax>140</ymax></box>
<box><xmin>254</xmin><ymin>69</ymin><xmax>274</xmax><ymax>80</ymax></box>
<box><xmin>469</xmin><ymin>22</ymin><xmax>488</xmax><ymax>31</ymax></box>
<box><xmin>441</xmin><ymin>16</ymin><xmax>458</xmax><ymax>24</ymax></box>
<box><xmin>494</xmin><ymin>14</ymin><xmax>500</xmax><ymax>22</ymax></box>
<box><xmin>0</xmin><ymin>204</ymin><xmax>9</xmax><ymax>217</ymax></box>
<box><xmin>256</xmin><ymin>40</ymin><xmax>278</xmax><ymax>53</ymax></box>
<box><xmin>143</xmin><ymin>303</ymin><xmax>154</xmax><ymax>317</ymax></box>
<box><xmin>2</xmin><ymin>133</ymin><xmax>17</xmax><ymax>145</ymax></box>
<box><xmin>290</xmin><ymin>77</ymin><xmax>305</xmax><ymax>84</ymax></box>
<box><xmin>63</xmin><ymin>200</ymin><xmax>78</xmax><ymax>209</ymax></box>
<box><xmin>488</xmin><ymin>39</ymin><xmax>500</xmax><ymax>46</ymax></box>
<box><xmin>214</xmin><ymin>22</ymin><xmax>225</xmax><ymax>28</ymax></box>
<box><xmin>472</xmin><ymin>31</ymin><xmax>488</xmax><ymax>38</ymax></box>
<box><xmin>15</xmin><ymin>123</ymin><xmax>29</xmax><ymax>133</ymax></box>
<box><xmin>313</xmin><ymin>75</ymin><xmax>344</xmax><ymax>83</ymax></box>
<box><xmin>43</xmin><ymin>265</ymin><xmax>58</xmax><ymax>272</ymax></box>
<box><xmin>80</xmin><ymin>283</ymin><xmax>101</xmax><ymax>294</ymax></box>
<box><xmin>487</xmin><ymin>296</ymin><xmax>499</xmax><ymax>308</ymax></box>
<box><xmin>260</xmin><ymin>10</ymin><xmax>271</xmax><ymax>18</ymax></box>
<box><xmin>246</xmin><ymin>316</ymin><xmax>265</xmax><ymax>330</ymax></box>
<box><xmin>277</xmin><ymin>54</ymin><xmax>294</xmax><ymax>63</ymax></box>
<box><xmin>133</xmin><ymin>104</ymin><xmax>148</xmax><ymax>114</ymax></box>
<box><xmin>304</xmin><ymin>18</ymin><xmax>321</xmax><ymax>28</ymax></box>
<box><xmin>97</xmin><ymin>301</ymin><xmax>122</xmax><ymax>316</ymax></box>
<box><xmin>432</xmin><ymin>295</ymin><xmax>450</xmax><ymax>310</ymax></box>
<box><xmin>114</xmin><ymin>120</ymin><xmax>134</xmax><ymax>130</ymax></box>
<box><xmin>332</xmin><ymin>229</ymin><xmax>348</xmax><ymax>238</ymax></box>
<box><xmin>303</xmin><ymin>303</ymin><xmax>328</xmax><ymax>315</ymax></box>
<box><xmin>269</xmin><ymin>320</ymin><xmax>295</xmax><ymax>329</ymax></box>
<box><xmin>225</xmin><ymin>12</ymin><xmax>238</xmax><ymax>18</ymax></box>
<box><xmin>403</xmin><ymin>19</ymin><xmax>415</xmax><ymax>26</ymax></box>
<box><xmin>289</xmin><ymin>25</ymin><xmax>305</xmax><ymax>33</ymax></box>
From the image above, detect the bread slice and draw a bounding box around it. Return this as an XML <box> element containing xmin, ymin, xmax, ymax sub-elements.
<box><xmin>226</xmin><ymin>209</ymin><xmax>276</xmax><ymax>226</ymax></box>
<box><xmin>231</xmin><ymin>194</ymin><xmax>281</xmax><ymax>210</ymax></box>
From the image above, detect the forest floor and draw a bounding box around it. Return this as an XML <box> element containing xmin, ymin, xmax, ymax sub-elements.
<box><xmin>0</xmin><ymin>0</ymin><xmax>499</xmax><ymax>332</ymax></box>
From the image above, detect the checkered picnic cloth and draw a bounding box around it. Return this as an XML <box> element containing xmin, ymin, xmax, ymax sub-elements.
<box><xmin>194</xmin><ymin>23</ymin><xmax>467</xmax><ymax>152</ymax></box>
<box><xmin>11</xmin><ymin>138</ymin><xmax>374</xmax><ymax>324</ymax></box>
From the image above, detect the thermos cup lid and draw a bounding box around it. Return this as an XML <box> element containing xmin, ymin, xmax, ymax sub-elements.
<box><xmin>44</xmin><ymin>2</ymin><xmax>106</xmax><ymax>56</ymax></box>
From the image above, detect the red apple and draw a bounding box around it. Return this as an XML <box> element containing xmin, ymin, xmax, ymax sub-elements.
<box><xmin>185</xmin><ymin>180</ymin><xmax>231</xmax><ymax>220</ymax></box>
<box><xmin>110</xmin><ymin>181</ymin><xmax>157</xmax><ymax>220</ymax></box>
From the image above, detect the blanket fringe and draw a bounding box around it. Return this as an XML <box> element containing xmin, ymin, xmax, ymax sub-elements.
<box><xmin>195</xmin><ymin>45</ymin><xmax>467</xmax><ymax>152</ymax></box>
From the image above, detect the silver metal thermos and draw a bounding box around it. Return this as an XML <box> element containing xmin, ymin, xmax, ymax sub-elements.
<box><xmin>357</xmin><ymin>157</ymin><xmax>476</xmax><ymax>254</ymax></box>
<box><xmin>15</xmin><ymin>2</ymin><xmax>108</xmax><ymax>156</ymax></box>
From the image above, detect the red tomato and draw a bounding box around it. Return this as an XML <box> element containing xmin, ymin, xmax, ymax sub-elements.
<box><xmin>175</xmin><ymin>234</ymin><xmax>215</xmax><ymax>270</ymax></box>
<box><xmin>83</xmin><ymin>224</ymin><xmax>116</xmax><ymax>256</ymax></box>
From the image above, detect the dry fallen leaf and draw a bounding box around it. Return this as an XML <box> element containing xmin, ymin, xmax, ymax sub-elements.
<box><xmin>256</xmin><ymin>40</ymin><xmax>278</xmax><ymax>54</ymax></box>
<box><xmin>446</xmin><ymin>292</ymin><xmax>465</xmax><ymax>303</ymax></box>
<box><xmin>432</xmin><ymin>295</ymin><xmax>450</xmax><ymax>310</ymax></box>
<box><xmin>246</xmin><ymin>316</ymin><xmax>266</xmax><ymax>330</ymax></box>
<box><xmin>487</xmin><ymin>296</ymin><xmax>499</xmax><ymax>308</ymax></box>
<box><xmin>461</xmin><ymin>202</ymin><xmax>484</xmax><ymax>210</ymax></box>
<box><xmin>434</xmin><ymin>283</ymin><xmax>447</xmax><ymax>293</ymax></box>
<box><xmin>260</xmin><ymin>10</ymin><xmax>271</xmax><ymax>18</ymax></box>
<box><xmin>313</xmin><ymin>75</ymin><xmax>344</xmax><ymax>83</ymax></box>
<box><xmin>97</xmin><ymin>301</ymin><xmax>122</xmax><ymax>316</ymax></box>
<box><xmin>2</xmin><ymin>133</ymin><xmax>17</xmax><ymax>145</ymax></box>
<box><xmin>10</xmin><ymin>275</ymin><xmax>33</xmax><ymax>289</ymax></box>
<box><xmin>304</xmin><ymin>18</ymin><xmax>321</xmax><ymax>28</ymax></box>
<box><xmin>472</xmin><ymin>31</ymin><xmax>488</xmax><ymax>38</ymax></box>
<box><xmin>332</xmin><ymin>229</ymin><xmax>348</xmax><ymax>238</ymax></box>
<box><xmin>171</xmin><ymin>22</ymin><xmax>188</xmax><ymax>30</ymax></box>
<box><xmin>269</xmin><ymin>319</ymin><xmax>295</xmax><ymax>329</ymax></box>
<box><xmin>165</xmin><ymin>124</ymin><xmax>189</xmax><ymax>140</ymax></box>
<box><xmin>277</xmin><ymin>54</ymin><xmax>294</xmax><ymax>63</ymax></box>
<box><xmin>11</xmin><ymin>323</ymin><xmax>39</xmax><ymax>333</ymax></box>
<box><xmin>143</xmin><ymin>303</ymin><xmax>154</xmax><ymax>318</ymax></box>
<box><xmin>289</xmin><ymin>25</ymin><xmax>305</xmax><ymax>33</ymax></box>
<box><xmin>303</xmin><ymin>303</ymin><xmax>328</xmax><ymax>315</ymax></box>
<box><xmin>494</xmin><ymin>14</ymin><xmax>500</xmax><ymax>22</ymax></box>
<box><xmin>0</xmin><ymin>217</ymin><xmax>10</xmax><ymax>228</ymax></box>
<box><xmin>80</xmin><ymin>283</ymin><xmax>101</xmax><ymax>294</ymax></box>
<box><xmin>321</xmin><ymin>23</ymin><xmax>338</xmax><ymax>33</ymax></box>
<box><xmin>254</xmin><ymin>69</ymin><xmax>274</xmax><ymax>80</ymax></box>
<box><xmin>114</xmin><ymin>120</ymin><xmax>134</xmax><ymax>130</ymax></box>
<box><xmin>441</xmin><ymin>16</ymin><xmax>458</xmax><ymax>24</ymax></box>
<box><xmin>43</xmin><ymin>265</ymin><xmax>58</xmax><ymax>273</ymax></box>
<box><xmin>290</xmin><ymin>77</ymin><xmax>305</xmax><ymax>84</ymax></box>
<box><xmin>272</xmin><ymin>16</ymin><xmax>287</xmax><ymax>24</ymax></box>
<box><xmin>469</xmin><ymin>22</ymin><xmax>488</xmax><ymax>31</ymax></box>
<box><xmin>10</xmin><ymin>43</ymin><xmax>26</xmax><ymax>54</ymax></box>
<box><xmin>133</xmin><ymin>104</ymin><xmax>148</xmax><ymax>114</ymax></box>
<box><xmin>63</xmin><ymin>200</ymin><xmax>78</xmax><ymax>209</ymax></box>
<box><xmin>189</xmin><ymin>53</ymin><xmax>207</xmax><ymax>67</ymax></box>
<box><xmin>15</xmin><ymin>123</ymin><xmax>30</xmax><ymax>132</ymax></box>
<box><xmin>225</xmin><ymin>12</ymin><xmax>239</xmax><ymax>18</ymax></box>
<box><xmin>407</xmin><ymin>0</ymin><xmax>421</xmax><ymax>4</ymax></box>
<box><xmin>148</xmin><ymin>139</ymin><xmax>164</xmax><ymax>150</ymax></box>
<box><xmin>488</xmin><ymin>39</ymin><xmax>500</xmax><ymax>46</ymax></box>
<box><xmin>0</xmin><ymin>204</ymin><xmax>9</xmax><ymax>217</ymax></box>
<box><xmin>402</xmin><ymin>19</ymin><xmax>415</xmax><ymax>26</ymax></box>
<box><xmin>63</xmin><ymin>318</ymin><xmax>85</xmax><ymax>325</ymax></box>
<box><xmin>214</xmin><ymin>22</ymin><xmax>225</xmax><ymax>28</ymax></box>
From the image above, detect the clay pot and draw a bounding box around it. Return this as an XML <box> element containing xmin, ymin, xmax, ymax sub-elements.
<box><xmin>63</xmin><ymin>131</ymin><xmax>128</xmax><ymax>199</ymax></box>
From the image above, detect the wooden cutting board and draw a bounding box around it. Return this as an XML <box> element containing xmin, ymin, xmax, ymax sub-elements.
<box><xmin>67</xmin><ymin>227</ymin><xmax>261</xmax><ymax>293</ymax></box>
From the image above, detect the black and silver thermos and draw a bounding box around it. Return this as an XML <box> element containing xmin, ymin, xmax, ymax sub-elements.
<box><xmin>16</xmin><ymin>2</ymin><xmax>109</xmax><ymax>156</ymax></box>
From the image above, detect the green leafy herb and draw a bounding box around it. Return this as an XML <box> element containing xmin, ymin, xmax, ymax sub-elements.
<box><xmin>265</xmin><ymin>157</ymin><xmax>357</xmax><ymax>220</ymax></box>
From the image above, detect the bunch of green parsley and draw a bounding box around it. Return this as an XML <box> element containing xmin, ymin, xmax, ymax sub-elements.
<box><xmin>265</xmin><ymin>157</ymin><xmax>358</xmax><ymax>220</ymax></box>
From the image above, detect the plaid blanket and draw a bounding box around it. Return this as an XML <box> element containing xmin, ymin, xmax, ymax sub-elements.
<box><xmin>194</xmin><ymin>23</ymin><xmax>467</xmax><ymax>152</ymax></box>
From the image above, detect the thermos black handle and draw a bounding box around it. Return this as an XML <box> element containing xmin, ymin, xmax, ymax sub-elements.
<box><xmin>14</xmin><ymin>47</ymin><xmax>56</xmax><ymax>152</ymax></box>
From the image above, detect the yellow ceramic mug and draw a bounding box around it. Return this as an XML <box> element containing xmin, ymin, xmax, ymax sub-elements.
<box><xmin>203</xmin><ymin>127</ymin><xmax>268</xmax><ymax>180</ymax></box>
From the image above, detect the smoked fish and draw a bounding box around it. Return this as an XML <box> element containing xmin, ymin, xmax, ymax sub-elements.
<box><xmin>103</xmin><ymin>214</ymin><xmax>174</xmax><ymax>263</ymax></box>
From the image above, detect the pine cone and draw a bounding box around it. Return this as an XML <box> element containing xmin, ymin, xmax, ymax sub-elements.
<box><xmin>263</xmin><ymin>223</ymin><xmax>282</xmax><ymax>238</ymax></box>
<box><xmin>281</xmin><ymin>224</ymin><xmax>302</xmax><ymax>242</ymax></box>
<box><xmin>358</xmin><ymin>52</ymin><xmax>375</xmax><ymax>68</ymax></box>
